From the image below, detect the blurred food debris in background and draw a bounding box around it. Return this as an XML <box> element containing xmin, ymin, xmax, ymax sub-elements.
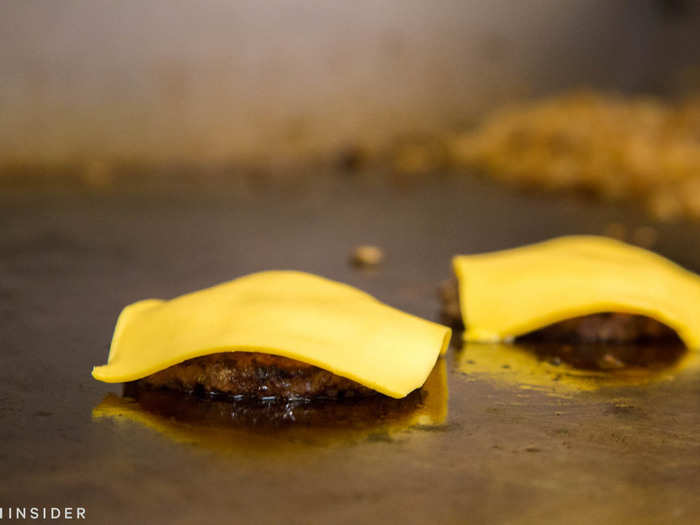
<box><xmin>602</xmin><ymin>222</ymin><xmax>659</xmax><ymax>248</ymax></box>
<box><xmin>350</xmin><ymin>245</ymin><xmax>385</xmax><ymax>268</ymax></box>
<box><xmin>336</xmin><ymin>145</ymin><xmax>367</xmax><ymax>173</ymax></box>
<box><xmin>447</xmin><ymin>91</ymin><xmax>700</xmax><ymax>221</ymax></box>
<box><xmin>603</xmin><ymin>222</ymin><xmax>628</xmax><ymax>241</ymax></box>
<box><xmin>390</xmin><ymin>136</ymin><xmax>449</xmax><ymax>176</ymax></box>
<box><xmin>632</xmin><ymin>225</ymin><xmax>659</xmax><ymax>247</ymax></box>
<box><xmin>80</xmin><ymin>160</ymin><xmax>114</xmax><ymax>188</ymax></box>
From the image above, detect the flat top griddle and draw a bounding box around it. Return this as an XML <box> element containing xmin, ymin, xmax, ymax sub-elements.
<box><xmin>2</xmin><ymin>171</ymin><xmax>700</xmax><ymax>524</ymax></box>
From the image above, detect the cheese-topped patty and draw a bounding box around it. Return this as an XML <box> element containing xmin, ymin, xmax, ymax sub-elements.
<box><xmin>451</xmin><ymin>236</ymin><xmax>700</xmax><ymax>349</ymax></box>
<box><xmin>440</xmin><ymin>279</ymin><xmax>679</xmax><ymax>343</ymax></box>
<box><xmin>92</xmin><ymin>271</ymin><xmax>451</xmax><ymax>399</ymax></box>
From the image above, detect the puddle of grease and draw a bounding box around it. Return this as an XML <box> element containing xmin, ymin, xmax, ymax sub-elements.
<box><xmin>92</xmin><ymin>359</ymin><xmax>447</xmax><ymax>454</ymax></box>
<box><xmin>457</xmin><ymin>342</ymin><xmax>700</xmax><ymax>396</ymax></box>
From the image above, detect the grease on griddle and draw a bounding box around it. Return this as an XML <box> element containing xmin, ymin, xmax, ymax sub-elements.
<box><xmin>458</xmin><ymin>342</ymin><xmax>696</xmax><ymax>395</ymax></box>
<box><xmin>93</xmin><ymin>360</ymin><xmax>449</xmax><ymax>453</ymax></box>
<box><xmin>122</xmin><ymin>382</ymin><xmax>424</xmax><ymax>431</ymax></box>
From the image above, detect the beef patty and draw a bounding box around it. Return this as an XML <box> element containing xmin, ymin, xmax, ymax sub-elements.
<box><xmin>135</xmin><ymin>352</ymin><xmax>377</xmax><ymax>400</ymax></box>
<box><xmin>516</xmin><ymin>313</ymin><xmax>678</xmax><ymax>344</ymax></box>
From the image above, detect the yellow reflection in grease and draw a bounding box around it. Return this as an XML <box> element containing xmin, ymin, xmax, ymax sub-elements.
<box><xmin>92</xmin><ymin>359</ymin><xmax>447</xmax><ymax>454</ymax></box>
<box><xmin>457</xmin><ymin>343</ymin><xmax>700</xmax><ymax>396</ymax></box>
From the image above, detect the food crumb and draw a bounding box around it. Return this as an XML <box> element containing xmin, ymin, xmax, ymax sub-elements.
<box><xmin>350</xmin><ymin>245</ymin><xmax>385</xmax><ymax>268</ymax></box>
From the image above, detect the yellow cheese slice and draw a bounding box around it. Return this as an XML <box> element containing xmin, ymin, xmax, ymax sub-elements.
<box><xmin>92</xmin><ymin>271</ymin><xmax>451</xmax><ymax>399</ymax></box>
<box><xmin>453</xmin><ymin>236</ymin><xmax>700</xmax><ymax>349</ymax></box>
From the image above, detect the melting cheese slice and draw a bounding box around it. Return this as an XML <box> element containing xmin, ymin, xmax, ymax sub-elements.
<box><xmin>453</xmin><ymin>236</ymin><xmax>700</xmax><ymax>349</ymax></box>
<box><xmin>92</xmin><ymin>271</ymin><xmax>451</xmax><ymax>399</ymax></box>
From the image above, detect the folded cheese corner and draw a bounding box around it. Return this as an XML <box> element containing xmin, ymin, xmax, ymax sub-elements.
<box><xmin>452</xmin><ymin>236</ymin><xmax>700</xmax><ymax>350</ymax></box>
<box><xmin>92</xmin><ymin>271</ymin><xmax>451</xmax><ymax>399</ymax></box>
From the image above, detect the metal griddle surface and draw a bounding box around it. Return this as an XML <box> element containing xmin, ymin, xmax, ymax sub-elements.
<box><xmin>2</xmin><ymin>171</ymin><xmax>700</xmax><ymax>524</ymax></box>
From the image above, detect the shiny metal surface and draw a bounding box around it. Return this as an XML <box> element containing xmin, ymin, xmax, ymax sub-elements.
<box><xmin>2</xmin><ymin>172</ymin><xmax>700</xmax><ymax>524</ymax></box>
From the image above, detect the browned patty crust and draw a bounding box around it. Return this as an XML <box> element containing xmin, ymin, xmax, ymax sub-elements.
<box><xmin>518</xmin><ymin>312</ymin><xmax>678</xmax><ymax>344</ymax></box>
<box><xmin>136</xmin><ymin>352</ymin><xmax>378</xmax><ymax>400</ymax></box>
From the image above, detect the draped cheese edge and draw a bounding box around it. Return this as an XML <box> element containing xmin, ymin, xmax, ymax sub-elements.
<box><xmin>92</xmin><ymin>271</ymin><xmax>451</xmax><ymax>399</ymax></box>
<box><xmin>453</xmin><ymin>236</ymin><xmax>700</xmax><ymax>350</ymax></box>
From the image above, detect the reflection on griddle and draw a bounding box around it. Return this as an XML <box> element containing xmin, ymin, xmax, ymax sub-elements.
<box><xmin>92</xmin><ymin>359</ymin><xmax>447</xmax><ymax>452</ymax></box>
<box><xmin>457</xmin><ymin>342</ymin><xmax>696</xmax><ymax>395</ymax></box>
